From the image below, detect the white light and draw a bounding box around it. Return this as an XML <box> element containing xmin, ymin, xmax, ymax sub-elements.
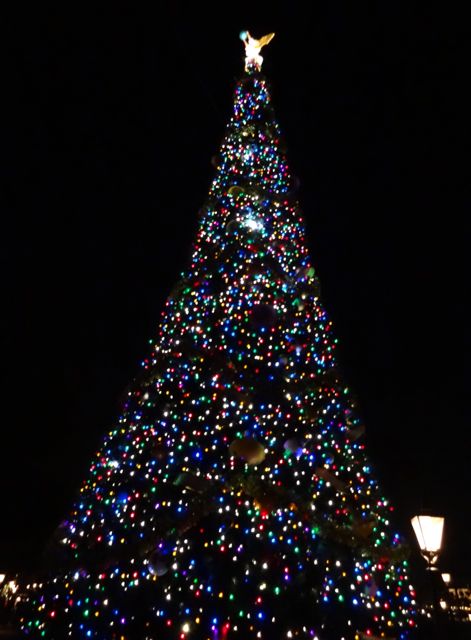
<box><xmin>0</xmin><ymin>574</ymin><xmax>6</xmax><ymax>585</ymax></box>
<box><xmin>182</xmin><ymin>622</ymin><xmax>190</xmax><ymax>633</ymax></box>
<box><xmin>242</xmin><ymin>218</ymin><xmax>264</xmax><ymax>232</ymax></box>
<box><xmin>441</xmin><ymin>572</ymin><xmax>451</xmax><ymax>584</ymax></box>
<box><xmin>411</xmin><ymin>515</ymin><xmax>445</xmax><ymax>563</ymax></box>
<box><xmin>7</xmin><ymin>581</ymin><xmax>18</xmax><ymax>594</ymax></box>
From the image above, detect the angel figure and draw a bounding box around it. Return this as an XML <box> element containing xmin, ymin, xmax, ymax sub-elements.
<box><xmin>239</xmin><ymin>30</ymin><xmax>275</xmax><ymax>71</ymax></box>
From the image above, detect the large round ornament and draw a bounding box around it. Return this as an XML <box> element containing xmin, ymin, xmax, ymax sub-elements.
<box><xmin>250</xmin><ymin>303</ymin><xmax>277</xmax><ymax>328</ymax></box>
<box><xmin>284</xmin><ymin>437</ymin><xmax>304</xmax><ymax>457</ymax></box>
<box><xmin>229</xmin><ymin>437</ymin><xmax>265</xmax><ymax>465</ymax></box>
<box><xmin>352</xmin><ymin>517</ymin><xmax>376</xmax><ymax>540</ymax></box>
<box><xmin>246</xmin><ymin>263</ymin><xmax>265</xmax><ymax>278</ymax></box>
<box><xmin>241</xmin><ymin>125</ymin><xmax>256</xmax><ymax>139</ymax></box>
<box><xmin>225</xmin><ymin>218</ymin><xmax>239</xmax><ymax>234</ymax></box>
<box><xmin>253</xmin><ymin>489</ymin><xmax>279</xmax><ymax>513</ymax></box>
<box><xmin>152</xmin><ymin>442</ymin><xmax>167</xmax><ymax>461</ymax></box>
<box><xmin>148</xmin><ymin>552</ymin><xmax>169</xmax><ymax>577</ymax></box>
<box><xmin>227</xmin><ymin>185</ymin><xmax>245</xmax><ymax>198</ymax></box>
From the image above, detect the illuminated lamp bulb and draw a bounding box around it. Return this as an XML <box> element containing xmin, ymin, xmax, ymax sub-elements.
<box><xmin>411</xmin><ymin>514</ymin><xmax>445</xmax><ymax>567</ymax></box>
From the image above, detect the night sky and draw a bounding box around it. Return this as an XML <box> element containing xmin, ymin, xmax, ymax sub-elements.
<box><xmin>2</xmin><ymin>3</ymin><xmax>469</xmax><ymax>587</ymax></box>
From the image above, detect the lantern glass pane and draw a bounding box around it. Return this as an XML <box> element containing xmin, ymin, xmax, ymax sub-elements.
<box><xmin>411</xmin><ymin>515</ymin><xmax>444</xmax><ymax>553</ymax></box>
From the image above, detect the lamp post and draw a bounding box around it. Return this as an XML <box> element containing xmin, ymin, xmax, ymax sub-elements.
<box><xmin>411</xmin><ymin>514</ymin><xmax>445</xmax><ymax>636</ymax></box>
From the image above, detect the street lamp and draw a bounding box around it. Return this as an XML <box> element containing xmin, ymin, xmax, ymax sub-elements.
<box><xmin>411</xmin><ymin>514</ymin><xmax>445</xmax><ymax>636</ymax></box>
<box><xmin>411</xmin><ymin>515</ymin><xmax>445</xmax><ymax>568</ymax></box>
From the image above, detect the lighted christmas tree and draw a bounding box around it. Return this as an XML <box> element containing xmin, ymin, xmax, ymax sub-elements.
<box><xmin>19</xmin><ymin>32</ymin><xmax>417</xmax><ymax>640</ymax></box>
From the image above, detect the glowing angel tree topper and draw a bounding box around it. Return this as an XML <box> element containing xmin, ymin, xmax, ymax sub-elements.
<box><xmin>19</xmin><ymin>31</ymin><xmax>417</xmax><ymax>640</ymax></box>
<box><xmin>240</xmin><ymin>30</ymin><xmax>275</xmax><ymax>71</ymax></box>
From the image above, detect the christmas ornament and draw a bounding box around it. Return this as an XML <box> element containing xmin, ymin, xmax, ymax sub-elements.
<box><xmin>225</xmin><ymin>217</ymin><xmax>239</xmax><ymax>234</ymax></box>
<box><xmin>227</xmin><ymin>185</ymin><xmax>245</xmax><ymax>198</ymax></box>
<box><xmin>253</xmin><ymin>490</ymin><xmax>278</xmax><ymax>513</ymax></box>
<box><xmin>284</xmin><ymin>437</ymin><xmax>304</xmax><ymax>457</ymax></box>
<box><xmin>315</xmin><ymin>467</ymin><xmax>348</xmax><ymax>493</ymax></box>
<box><xmin>148</xmin><ymin>552</ymin><xmax>169</xmax><ymax>577</ymax></box>
<box><xmin>249</xmin><ymin>303</ymin><xmax>277</xmax><ymax>328</ymax></box>
<box><xmin>229</xmin><ymin>437</ymin><xmax>265</xmax><ymax>465</ymax></box>
<box><xmin>152</xmin><ymin>442</ymin><xmax>167</xmax><ymax>460</ymax></box>
<box><xmin>346</xmin><ymin>424</ymin><xmax>366</xmax><ymax>441</ymax></box>
<box><xmin>174</xmin><ymin>472</ymin><xmax>211</xmax><ymax>493</ymax></box>
<box><xmin>351</xmin><ymin>517</ymin><xmax>376</xmax><ymax>540</ymax></box>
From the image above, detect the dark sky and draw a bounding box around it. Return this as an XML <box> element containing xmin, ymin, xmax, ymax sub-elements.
<box><xmin>1</xmin><ymin>3</ymin><xmax>469</xmax><ymax>586</ymax></box>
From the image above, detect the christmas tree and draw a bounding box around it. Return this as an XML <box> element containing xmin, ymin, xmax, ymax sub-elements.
<box><xmin>19</xmin><ymin>31</ymin><xmax>417</xmax><ymax>640</ymax></box>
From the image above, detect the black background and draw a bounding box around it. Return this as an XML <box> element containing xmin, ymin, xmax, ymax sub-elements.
<box><xmin>1</xmin><ymin>2</ymin><xmax>469</xmax><ymax>586</ymax></box>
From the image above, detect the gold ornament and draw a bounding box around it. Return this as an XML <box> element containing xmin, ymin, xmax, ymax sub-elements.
<box><xmin>315</xmin><ymin>467</ymin><xmax>348</xmax><ymax>493</ymax></box>
<box><xmin>229</xmin><ymin>437</ymin><xmax>265</xmax><ymax>465</ymax></box>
